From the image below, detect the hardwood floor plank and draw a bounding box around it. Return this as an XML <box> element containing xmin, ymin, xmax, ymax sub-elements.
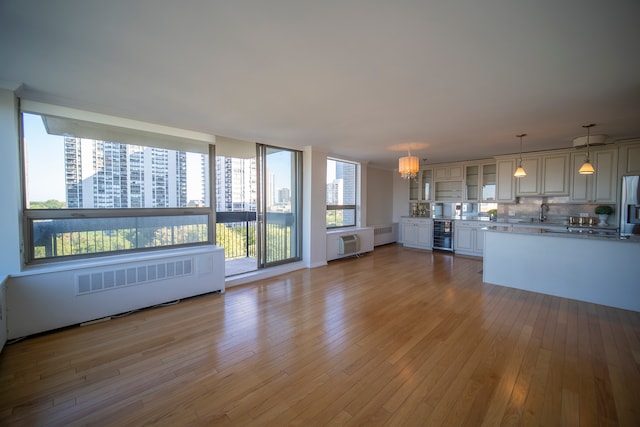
<box><xmin>0</xmin><ymin>244</ymin><xmax>638</xmax><ymax>426</ymax></box>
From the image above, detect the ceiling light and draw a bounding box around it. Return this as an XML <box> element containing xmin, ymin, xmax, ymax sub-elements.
<box><xmin>514</xmin><ymin>133</ymin><xmax>527</xmax><ymax>178</ymax></box>
<box><xmin>399</xmin><ymin>150</ymin><xmax>419</xmax><ymax>180</ymax></box>
<box><xmin>579</xmin><ymin>124</ymin><xmax>596</xmax><ymax>175</ymax></box>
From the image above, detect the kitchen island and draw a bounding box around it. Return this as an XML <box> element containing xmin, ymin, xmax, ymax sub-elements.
<box><xmin>482</xmin><ymin>226</ymin><xmax>640</xmax><ymax>312</ymax></box>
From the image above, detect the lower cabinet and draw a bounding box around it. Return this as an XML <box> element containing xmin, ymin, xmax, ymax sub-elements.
<box><xmin>454</xmin><ymin>221</ymin><xmax>485</xmax><ymax>256</ymax></box>
<box><xmin>401</xmin><ymin>218</ymin><xmax>433</xmax><ymax>250</ymax></box>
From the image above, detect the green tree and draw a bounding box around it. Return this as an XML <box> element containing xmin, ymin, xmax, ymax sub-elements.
<box><xmin>29</xmin><ymin>199</ymin><xmax>66</xmax><ymax>209</ymax></box>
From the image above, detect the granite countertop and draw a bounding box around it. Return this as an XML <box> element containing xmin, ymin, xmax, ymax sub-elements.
<box><xmin>482</xmin><ymin>224</ymin><xmax>640</xmax><ymax>243</ymax></box>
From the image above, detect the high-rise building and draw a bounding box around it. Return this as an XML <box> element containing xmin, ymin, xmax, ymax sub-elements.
<box><xmin>215</xmin><ymin>156</ymin><xmax>257</xmax><ymax>211</ymax></box>
<box><xmin>64</xmin><ymin>138</ymin><xmax>188</xmax><ymax>208</ymax></box>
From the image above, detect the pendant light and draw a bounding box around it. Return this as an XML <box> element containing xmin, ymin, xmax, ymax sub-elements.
<box><xmin>399</xmin><ymin>149</ymin><xmax>419</xmax><ymax>180</ymax></box>
<box><xmin>578</xmin><ymin>123</ymin><xmax>596</xmax><ymax>175</ymax></box>
<box><xmin>514</xmin><ymin>133</ymin><xmax>527</xmax><ymax>178</ymax></box>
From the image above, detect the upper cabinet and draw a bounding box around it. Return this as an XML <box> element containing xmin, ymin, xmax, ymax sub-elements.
<box><xmin>409</xmin><ymin>168</ymin><xmax>433</xmax><ymax>202</ymax></box>
<box><xmin>496</xmin><ymin>158</ymin><xmax>516</xmax><ymax>202</ymax></box>
<box><xmin>618</xmin><ymin>139</ymin><xmax>640</xmax><ymax>175</ymax></box>
<box><xmin>465</xmin><ymin>163</ymin><xmax>496</xmax><ymax>202</ymax></box>
<box><xmin>570</xmin><ymin>147</ymin><xmax>618</xmax><ymax>203</ymax></box>
<box><xmin>515</xmin><ymin>153</ymin><xmax>570</xmax><ymax>197</ymax></box>
<box><xmin>435</xmin><ymin>164</ymin><xmax>463</xmax><ymax>181</ymax></box>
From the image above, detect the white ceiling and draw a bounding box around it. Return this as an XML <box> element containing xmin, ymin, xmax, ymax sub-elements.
<box><xmin>1</xmin><ymin>1</ymin><xmax>640</xmax><ymax>169</ymax></box>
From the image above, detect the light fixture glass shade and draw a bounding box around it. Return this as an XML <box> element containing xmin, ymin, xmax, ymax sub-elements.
<box><xmin>578</xmin><ymin>123</ymin><xmax>596</xmax><ymax>175</ymax></box>
<box><xmin>578</xmin><ymin>158</ymin><xmax>595</xmax><ymax>174</ymax></box>
<box><xmin>514</xmin><ymin>133</ymin><xmax>527</xmax><ymax>178</ymax></box>
<box><xmin>399</xmin><ymin>154</ymin><xmax>419</xmax><ymax>179</ymax></box>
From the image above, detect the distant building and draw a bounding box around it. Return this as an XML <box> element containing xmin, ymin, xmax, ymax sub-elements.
<box><xmin>215</xmin><ymin>156</ymin><xmax>257</xmax><ymax>211</ymax></box>
<box><xmin>64</xmin><ymin>138</ymin><xmax>188</xmax><ymax>208</ymax></box>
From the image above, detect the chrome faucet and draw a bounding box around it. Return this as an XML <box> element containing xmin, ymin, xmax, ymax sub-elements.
<box><xmin>539</xmin><ymin>203</ymin><xmax>548</xmax><ymax>222</ymax></box>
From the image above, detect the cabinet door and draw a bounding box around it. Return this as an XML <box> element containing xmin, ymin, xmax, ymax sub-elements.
<box><xmin>516</xmin><ymin>157</ymin><xmax>540</xmax><ymax>195</ymax></box>
<box><xmin>417</xmin><ymin>223</ymin><xmax>433</xmax><ymax>247</ymax></box>
<box><xmin>402</xmin><ymin>223</ymin><xmax>417</xmax><ymax>244</ymax></box>
<box><xmin>570</xmin><ymin>152</ymin><xmax>592</xmax><ymax>202</ymax></box>
<box><xmin>421</xmin><ymin>169</ymin><xmax>433</xmax><ymax>201</ymax></box>
<box><xmin>620</xmin><ymin>142</ymin><xmax>640</xmax><ymax>175</ymax></box>
<box><xmin>409</xmin><ymin>178</ymin><xmax>419</xmax><ymax>201</ymax></box>
<box><xmin>474</xmin><ymin>227</ymin><xmax>485</xmax><ymax>254</ymax></box>
<box><xmin>542</xmin><ymin>154</ymin><xmax>569</xmax><ymax>195</ymax></box>
<box><xmin>454</xmin><ymin>226</ymin><xmax>474</xmax><ymax>251</ymax></box>
<box><xmin>435</xmin><ymin>165</ymin><xmax>463</xmax><ymax>180</ymax></box>
<box><xmin>465</xmin><ymin>165</ymin><xmax>480</xmax><ymax>201</ymax></box>
<box><xmin>449</xmin><ymin>165</ymin><xmax>463</xmax><ymax>179</ymax></box>
<box><xmin>496</xmin><ymin>159</ymin><xmax>516</xmax><ymax>202</ymax></box>
<box><xmin>481</xmin><ymin>163</ymin><xmax>497</xmax><ymax>201</ymax></box>
<box><xmin>593</xmin><ymin>149</ymin><xmax>618</xmax><ymax>203</ymax></box>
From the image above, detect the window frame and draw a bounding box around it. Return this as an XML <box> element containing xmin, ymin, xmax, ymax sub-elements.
<box><xmin>20</xmin><ymin>102</ymin><xmax>216</xmax><ymax>265</ymax></box>
<box><xmin>326</xmin><ymin>157</ymin><xmax>359</xmax><ymax>229</ymax></box>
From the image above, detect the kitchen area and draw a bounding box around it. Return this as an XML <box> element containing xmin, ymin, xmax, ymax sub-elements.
<box><xmin>398</xmin><ymin>138</ymin><xmax>640</xmax><ymax>311</ymax></box>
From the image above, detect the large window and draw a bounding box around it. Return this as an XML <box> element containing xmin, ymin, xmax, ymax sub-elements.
<box><xmin>21</xmin><ymin>104</ymin><xmax>214</xmax><ymax>263</ymax></box>
<box><xmin>326</xmin><ymin>158</ymin><xmax>357</xmax><ymax>228</ymax></box>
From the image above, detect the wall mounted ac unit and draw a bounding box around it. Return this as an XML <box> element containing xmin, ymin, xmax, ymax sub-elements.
<box><xmin>338</xmin><ymin>234</ymin><xmax>360</xmax><ymax>255</ymax></box>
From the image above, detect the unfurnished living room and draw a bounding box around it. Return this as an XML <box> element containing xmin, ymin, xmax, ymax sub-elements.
<box><xmin>1</xmin><ymin>1</ymin><xmax>640</xmax><ymax>426</ymax></box>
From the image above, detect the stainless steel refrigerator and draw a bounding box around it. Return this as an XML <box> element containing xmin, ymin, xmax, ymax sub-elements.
<box><xmin>620</xmin><ymin>175</ymin><xmax>640</xmax><ymax>235</ymax></box>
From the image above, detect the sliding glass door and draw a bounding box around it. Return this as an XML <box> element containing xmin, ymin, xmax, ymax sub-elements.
<box><xmin>256</xmin><ymin>145</ymin><xmax>302</xmax><ymax>268</ymax></box>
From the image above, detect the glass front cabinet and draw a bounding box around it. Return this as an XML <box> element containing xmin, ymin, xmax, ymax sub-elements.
<box><xmin>465</xmin><ymin>163</ymin><xmax>496</xmax><ymax>202</ymax></box>
<box><xmin>409</xmin><ymin>168</ymin><xmax>433</xmax><ymax>202</ymax></box>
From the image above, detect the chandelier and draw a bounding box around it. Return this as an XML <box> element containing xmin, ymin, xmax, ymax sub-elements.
<box><xmin>399</xmin><ymin>150</ymin><xmax>419</xmax><ymax>179</ymax></box>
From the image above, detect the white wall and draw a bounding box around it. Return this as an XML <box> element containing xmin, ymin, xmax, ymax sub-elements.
<box><xmin>303</xmin><ymin>146</ymin><xmax>328</xmax><ymax>268</ymax></box>
<box><xmin>0</xmin><ymin>89</ymin><xmax>22</xmax><ymax>275</ymax></box>
<box><xmin>366</xmin><ymin>166</ymin><xmax>394</xmax><ymax>226</ymax></box>
<box><xmin>392</xmin><ymin>168</ymin><xmax>409</xmax><ymax>222</ymax></box>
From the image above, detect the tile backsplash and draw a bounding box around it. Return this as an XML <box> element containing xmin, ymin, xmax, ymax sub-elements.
<box><xmin>495</xmin><ymin>197</ymin><xmax>617</xmax><ymax>225</ymax></box>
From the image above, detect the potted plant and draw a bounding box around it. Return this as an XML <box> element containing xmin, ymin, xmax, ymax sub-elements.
<box><xmin>595</xmin><ymin>205</ymin><xmax>613</xmax><ymax>226</ymax></box>
<box><xmin>487</xmin><ymin>209</ymin><xmax>498</xmax><ymax>222</ymax></box>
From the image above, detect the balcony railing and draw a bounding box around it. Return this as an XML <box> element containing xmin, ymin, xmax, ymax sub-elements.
<box><xmin>29</xmin><ymin>210</ymin><xmax>295</xmax><ymax>265</ymax></box>
<box><xmin>215</xmin><ymin>211</ymin><xmax>296</xmax><ymax>263</ymax></box>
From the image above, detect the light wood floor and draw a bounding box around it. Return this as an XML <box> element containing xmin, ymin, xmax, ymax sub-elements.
<box><xmin>1</xmin><ymin>244</ymin><xmax>639</xmax><ymax>426</ymax></box>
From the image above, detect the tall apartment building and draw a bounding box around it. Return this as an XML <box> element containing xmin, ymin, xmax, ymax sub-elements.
<box><xmin>215</xmin><ymin>156</ymin><xmax>257</xmax><ymax>212</ymax></box>
<box><xmin>64</xmin><ymin>138</ymin><xmax>188</xmax><ymax>208</ymax></box>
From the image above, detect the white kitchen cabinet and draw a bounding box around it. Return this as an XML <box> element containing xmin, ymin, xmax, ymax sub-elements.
<box><xmin>542</xmin><ymin>154</ymin><xmax>570</xmax><ymax>195</ymax></box>
<box><xmin>434</xmin><ymin>180</ymin><xmax>463</xmax><ymax>202</ymax></box>
<box><xmin>409</xmin><ymin>168</ymin><xmax>433</xmax><ymax>202</ymax></box>
<box><xmin>401</xmin><ymin>218</ymin><xmax>433</xmax><ymax>250</ymax></box>
<box><xmin>570</xmin><ymin>147</ymin><xmax>618</xmax><ymax>203</ymax></box>
<box><xmin>618</xmin><ymin>139</ymin><xmax>640</xmax><ymax>175</ymax></box>
<box><xmin>481</xmin><ymin>163</ymin><xmax>497</xmax><ymax>201</ymax></box>
<box><xmin>515</xmin><ymin>153</ymin><xmax>569</xmax><ymax>197</ymax></box>
<box><xmin>516</xmin><ymin>157</ymin><xmax>540</xmax><ymax>196</ymax></box>
<box><xmin>454</xmin><ymin>221</ymin><xmax>485</xmax><ymax>256</ymax></box>
<box><xmin>496</xmin><ymin>158</ymin><xmax>516</xmax><ymax>202</ymax></box>
<box><xmin>464</xmin><ymin>163</ymin><xmax>496</xmax><ymax>202</ymax></box>
<box><xmin>435</xmin><ymin>164</ymin><xmax>463</xmax><ymax>181</ymax></box>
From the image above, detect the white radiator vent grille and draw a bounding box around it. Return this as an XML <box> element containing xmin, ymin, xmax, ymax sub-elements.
<box><xmin>338</xmin><ymin>235</ymin><xmax>360</xmax><ymax>255</ymax></box>
<box><xmin>76</xmin><ymin>257</ymin><xmax>193</xmax><ymax>295</ymax></box>
<box><xmin>374</xmin><ymin>226</ymin><xmax>393</xmax><ymax>235</ymax></box>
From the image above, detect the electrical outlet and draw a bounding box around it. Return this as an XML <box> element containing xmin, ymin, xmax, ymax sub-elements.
<box><xmin>508</xmin><ymin>210</ymin><xmax>515</xmax><ymax>216</ymax></box>
<box><xmin>580</xmin><ymin>212</ymin><xmax>589</xmax><ymax>217</ymax></box>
